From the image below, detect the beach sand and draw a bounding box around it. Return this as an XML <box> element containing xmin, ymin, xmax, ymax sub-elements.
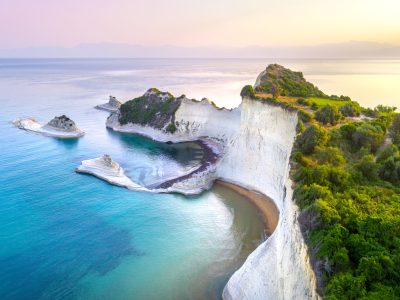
<box><xmin>215</xmin><ymin>180</ymin><xmax>279</xmax><ymax>236</ymax></box>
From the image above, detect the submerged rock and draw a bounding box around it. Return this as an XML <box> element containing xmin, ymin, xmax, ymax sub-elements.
<box><xmin>95</xmin><ymin>96</ymin><xmax>122</xmax><ymax>112</ymax></box>
<box><xmin>13</xmin><ymin>116</ymin><xmax>84</xmax><ymax>138</ymax></box>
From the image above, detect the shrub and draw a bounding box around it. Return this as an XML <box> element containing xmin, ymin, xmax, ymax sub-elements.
<box><xmin>298</xmin><ymin>110</ymin><xmax>313</xmax><ymax>123</ymax></box>
<box><xmin>240</xmin><ymin>85</ymin><xmax>255</xmax><ymax>98</ymax></box>
<box><xmin>297</xmin><ymin>120</ymin><xmax>305</xmax><ymax>133</ymax></box>
<box><xmin>166</xmin><ymin>122</ymin><xmax>177</xmax><ymax>134</ymax></box>
<box><xmin>315</xmin><ymin>105</ymin><xmax>343</xmax><ymax>125</ymax></box>
<box><xmin>389</xmin><ymin>114</ymin><xmax>400</xmax><ymax>146</ymax></box>
<box><xmin>340</xmin><ymin>123</ymin><xmax>357</xmax><ymax>140</ymax></box>
<box><xmin>311</xmin><ymin>102</ymin><xmax>319</xmax><ymax>111</ymax></box>
<box><xmin>356</xmin><ymin>154</ymin><xmax>379</xmax><ymax>181</ymax></box>
<box><xmin>296</xmin><ymin>124</ymin><xmax>328</xmax><ymax>154</ymax></box>
<box><xmin>316</xmin><ymin>147</ymin><xmax>345</xmax><ymax>166</ymax></box>
<box><xmin>339</xmin><ymin>102</ymin><xmax>361</xmax><ymax>117</ymax></box>
<box><xmin>352</xmin><ymin>123</ymin><xmax>385</xmax><ymax>153</ymax></box>
<box><xmin>297</xmin><ymin>98</ymin><xmax>311</xmax><ymax>106</ymax></box>
<box><xmin>294</xmin><ymin>184</ymin><xmax>333</xmax><ymax>209</ymax></box>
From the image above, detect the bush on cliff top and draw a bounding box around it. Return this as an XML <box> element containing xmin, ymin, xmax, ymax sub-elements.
<box><xmin>240</xmin><ymin>85</ymin><xmax>256</xmax><ymax>98</ymax></box>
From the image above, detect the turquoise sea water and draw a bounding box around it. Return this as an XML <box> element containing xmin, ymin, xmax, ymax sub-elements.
<box><xmin>1</xmin><ymin>58</ymin><xmax>399</xmax><ymax>299</ymax></box>
<box><xmin>0</xmin><ymin>59</ymin><xmax>267</xmax><ymax>300</ymax></box>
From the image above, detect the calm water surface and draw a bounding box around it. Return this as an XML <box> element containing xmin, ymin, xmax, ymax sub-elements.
<box><xmin>0</xmin><ymin>58</ymin><xmax>398</xmax><ymax>299</ymax></box>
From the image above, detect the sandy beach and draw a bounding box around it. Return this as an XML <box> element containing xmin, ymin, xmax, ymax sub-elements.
<box><xmin>215</xmin><ymin>180</ymin><xmax>279</xmax><ymax>236</ymax></box>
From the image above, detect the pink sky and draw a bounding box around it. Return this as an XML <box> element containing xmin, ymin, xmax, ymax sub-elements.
<box><xmin>1</xmin><ymin>0</ymin><xmax>399</xmax><ymax>48</ymax></box>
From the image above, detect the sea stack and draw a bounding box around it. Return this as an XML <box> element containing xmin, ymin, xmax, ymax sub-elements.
<box><xmin>13</xmin><ymin>115</ymin><xmax>85</xmax><ymax>138</ymax></box>
<box><xmin>76</xmin><ymin>154</ymin><xmax>146</xmax><ymax>191</ymax></box>
<box><xmin>95</xmin><ymin>96</ymin><xmax>122</xmax><ymax>112</ymax></box>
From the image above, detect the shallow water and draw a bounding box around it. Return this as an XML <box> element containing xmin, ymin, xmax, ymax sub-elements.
<box><xmin>0</xmin><ymin>58</ymin><xmax>398</xmax><ymax>299</ymax></box>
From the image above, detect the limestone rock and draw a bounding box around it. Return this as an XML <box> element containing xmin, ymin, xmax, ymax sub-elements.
<box><xmin>46</xmin><ymin>115</ymin><xmax>78</xmax><ymax>131</ymax></box>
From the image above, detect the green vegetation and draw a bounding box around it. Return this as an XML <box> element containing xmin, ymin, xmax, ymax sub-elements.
<box><xmin>390</xmin><ymin>114</ymin><xmax>400</xmax><ymax>146</ymax></box>
<box><xmin>293</xmin><ymin>109</ymin><xmax>400</xmax><ymax>299</ymax></box>
<box><xmin>166</xmin><ymin>122</ymin><xmax>177</xmax><ymax>133</ymax></box>
<box><xmin>255</xmin><ymin>64</ymin><xmax>326</xmax><ymax>97</ymax></box>
<box><xmin>119</xmin><ymin>90</ymin><xmax>181</xmax><ymax>132</ymax></box>
<box><xmin>307</xmin><ymin>97</ymin><xmax>351</xmax><ymax>109</ymax></box>
<box><xmin>339</xmin><ymin>102</ymin><xmax>362</xmax><ymax>117</ymax></box>
<box><xmin>315</xmin><ymin>105</ymin><xmax>343</xmax><ymax>125</ymax></box>
<box><xmin>247</xmin><ymin>66</ymin><xmax>400</xmax><ymax>298</ymax></box>
<box><xmin>240</xmin><ymin>85</ymin><xmax>256</xmax><ymax>98</ymax></box>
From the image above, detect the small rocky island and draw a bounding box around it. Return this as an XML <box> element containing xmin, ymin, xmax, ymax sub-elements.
<box><xmin>95</xmin><ymin>96</ymin><xmax>122</xmax><ymax>112</ymax></box>
<box><xmin>76</xmin><ymin>154</ymin><xmax>146</xmax><ymax>190</ymax></box>
<box><xmin>13</xmin><ymin>115</ymin><xmax>85</xmax><ymax>138</ymax></box>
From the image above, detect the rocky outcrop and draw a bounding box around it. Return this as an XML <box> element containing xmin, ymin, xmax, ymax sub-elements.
<box><xmin>106</xmin><ymin>85</ymin><xmax>319</xmax><ymax>299</ymax></box>
<box><xmin>13</xmin><ymin>116</ymin><xmax>84</xmax><ymax>138</ymax></box>
<box><xmin>45</xmin><ymin>115</ymin><xmax>78</xmax><ymax>131</ymax></box>
<box><xmin>95</xmin><ymin>96</ymin><xmax>122</xmax><ymax>112</ymax></box>
<box><xmin>76</xmin><ymin>155</ymin><xmax>146</xmax><ymax>190</ymax></box>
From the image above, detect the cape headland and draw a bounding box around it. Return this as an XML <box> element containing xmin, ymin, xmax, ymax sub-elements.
<box><xmin>101</xmin><ymin>70</ymin><xmax>318</xmax><ymax>299</ymax></box>
<box><xmin>13</xmin><ymin>115</ymin><xmax>85</xmax><ymax>138</ymax></box>
<box><xmin>88</xmin><ymin>64</ymin><xmax>400</xmax><ymax>299</ymax></box>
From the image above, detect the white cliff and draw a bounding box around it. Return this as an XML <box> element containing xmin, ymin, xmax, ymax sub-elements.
<box><xmin>220</xmin><ymin>98</ymin><xmax>319</xmax><ymax>300</ymax></box>
<box><xmin>106</xmin><ymin>92</ymin><xmax>319</xmax><ymax>299</ymax></box>
<box><xmin>13</xmin><ymin>116</ymin><xmax>85</xmax><ymax>138</ymax></box>
<box><xmin>76</xmin><ymin>155</ymin><xmax>147</xmax><ymax>191</ymax></box>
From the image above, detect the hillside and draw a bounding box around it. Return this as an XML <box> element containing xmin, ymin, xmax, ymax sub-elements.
<box><xmin>255</xmin><ymin>64</ymin><xmax>326</xmax><ymax>97</ymax></box>
<box><xmin>244</xmin><ymin>68</ymin><xmax>400</xmax><ymax>299</ymax></box>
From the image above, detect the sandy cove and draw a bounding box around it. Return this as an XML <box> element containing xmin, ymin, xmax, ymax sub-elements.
<box><xmin>215</xmin><ymin>180</ymin><xmax>279</xmax><ymax>235</ymax></box>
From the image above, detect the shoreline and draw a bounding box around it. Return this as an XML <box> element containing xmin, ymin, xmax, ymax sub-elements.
<box><xmin>215</xmin><ymin>180</ymin><xmax>279</xmax><ymax>236</ymax></box>
<box><xmin>155</xmin><ymin>139</ymin><xmax>219</xmax><ymax>189</ymax></box>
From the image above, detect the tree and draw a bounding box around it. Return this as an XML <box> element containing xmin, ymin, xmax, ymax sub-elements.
<box><xmin>315</xmin><ymin>105</ymin><xmax>343</xmax><ymax>125</ymax></box>
<box><xmin>296</xmin><ymin>124</ymin><xmax>328</xmax><ymax>154</ymax></box>
<box><xmin>271</xmin><ymin>84</ymin><xmax>281</xmax><ymax>99</ymax></box>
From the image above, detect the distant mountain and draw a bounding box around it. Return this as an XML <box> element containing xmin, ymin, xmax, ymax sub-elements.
<box><xmin>0</xmin><ymin>41</ymin><xmax>399</xmax><ymax>58</ymax></box>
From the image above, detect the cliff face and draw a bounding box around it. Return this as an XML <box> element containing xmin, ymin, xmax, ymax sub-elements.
<box><xmin>220</xmin><ymin>97</ymin><xmax>319</xmax><ymax>300</ymax></box>
<box><xmin>107</xmin><ymin>93</ymin><xmax>318</xmax><ymax>299</ymax></box>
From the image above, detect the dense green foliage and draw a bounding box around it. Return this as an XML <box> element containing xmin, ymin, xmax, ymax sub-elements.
<box><xmin>390</xmin><ymin>114</ymin><xmax>400</xmax><ymax>146</ymax></box>
<box><xmin>315</xmin><ymin>105</ymin><xmax>343</xmax><ymax>125</ymax></box>
<box><xmin>240</xmin><ymin>85</ymin><xmax>256</xmax><ymax>98</ymax></box>
<box><xmin>255</xmin><ymin>64</ymin><xmax>326</xmax><ymax>97</ymax></box>
<box><xmin>296</xmin><ymin>124</ymin><xmax>328</xmax><ymax>154</ymax></box>
<box><xmin>293</xmin><ymin>110</ymin><xmax>400</xmax><ymax>299</ymax></box>
<box><xmin>119</xmin><ymin>91</ymin><xmax>181</xmax><ymax>132</ymax></box>
<box><xmin>339</xmin><ymin>102</ymin><xmax>362</xmax><ymax>117</ymax></box>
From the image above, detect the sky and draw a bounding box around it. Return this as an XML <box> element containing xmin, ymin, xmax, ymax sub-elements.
<box><xmin>0</xmin><ymin>0</ymin><xmax>399</xmax><ymax>48</ymax></box>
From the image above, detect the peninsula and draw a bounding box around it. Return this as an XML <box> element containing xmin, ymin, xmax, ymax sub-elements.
<box><xmin>13</xmin><ymin>115</ymin><xmax>85</xmax><ymax>138</ymax></box>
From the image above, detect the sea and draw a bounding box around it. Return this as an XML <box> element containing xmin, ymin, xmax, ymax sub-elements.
<box><xmin>0</xmin><ymin>58</ymin><xmax>399</xmax><ymax>300</ymax></box>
